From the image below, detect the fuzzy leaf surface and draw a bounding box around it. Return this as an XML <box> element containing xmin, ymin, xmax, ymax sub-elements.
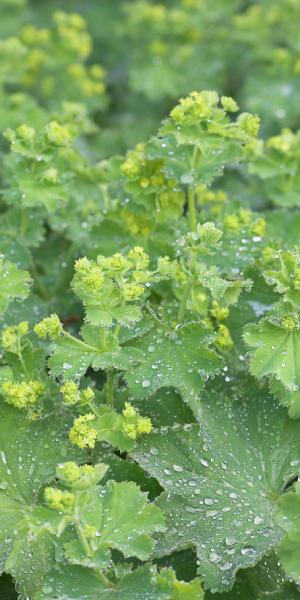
<box><xmin>35</xmin><ymin>564</ymin><xmax>203</xmax><ymax>600</ymax></box>
<box><xmin>276</xmin><ymin>481</ymin><xmax>300</xmax><ymax>585</ymax></box>
<box><xmin>132</xmin><ymin>392</ymin><xmax>300</xmax><ymax>591</ymax></box>
<box><xmin>244</xmin><ymin>318</ymin><xmax>300</xmax><ymax>417</ymax></box>
<box><xmin>125</xmin><ymin>324</ymin><xmax>223</xmax><ymax>409</ymax></box>
<box><xmin>0</xmin><ymin>405</ymin><xmax>82</xmax><ymax>598</ymax></box>
<box><xmin>0</xmin><ymin>258</ymin><xmax>31</xmax><ymax>315</ymax></box>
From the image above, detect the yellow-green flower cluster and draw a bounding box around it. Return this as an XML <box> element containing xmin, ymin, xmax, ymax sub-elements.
<box><xmin>34</xmin><ymin>314</ymin><xmax>62</xmax><ymax>340</ymax></box>
<box><xmin>237</xmin><ymin>112</ymin><xmax>261</xmax><ymax>137</ymax></box>
<box><xmin>252</xmin><ymin>218</ymin><xmax>266</xmax><ymax>237</ymax></box>
<box><xmin>12</xmin><ymin>11</ymin><xmax>106</xmax><ymax>106</ymax></box>
<box><xmin>72</xmin><ymin>248</ymin><xmax>151</xmax><ymax>313</ymax></box>
<box><xmin>4</xmin><ymin>124</ymin><xmax>34</xmax><ymax>146</ymax></box>
<box><xmin>56</xmin><ymin>461</ymin><xmax>108</xmax><ymax>489</ymax></box>
<box><xmin>121</xmin><ymin>282</ymin><xmax>145</xmax><ymax>302</ymax></box>
<box><xmin>210</xmin><ymin>301</ymin><xmax>229</xmax><ymax>321</ymax></box>
<box><xmin>67</xmin><ymin>63</ymin><xmax>106</xmax><ymax>98</ymax></box>
<box><xmin>170</xmin><ymin>90</ymin><xmax>218</xmax><ymax>125</ymax></box>
<box><xmin>60</xmin><ymin>381</ymin><xmax>79</xmax><ymax>405</ymax></box>
<box><xmin>1</xmin><ymin>380</ymin><xmax>45</xmax><ymax>410</ymax></box>
<box><xmin>120</xmin><ymin>208</ymin><xmax>151</xmax><ymax>237</ymax></box>
<box><xmin>281</xmin><ymin>314</ymin><xmax>300</xmax><ymax>331</ymax></box>
<box><xmin>44</xmin><ymin>486</ymin><xmax>75</xmax><ymax>513</ymax></box>
<box><xmin>215</xmin><ymin>324</ymin><xmax>233</xmax><ymax>349</ymax></box>
<box><xmin>69</xmin><ymin>413</ymin><xmax>97</xmax><ymax>449</ymax></box>
<box><xmin>266</xmin><ymin>128</ymin><xmax>294</xmax><ymax>154</ymax></box>
<box><xmin>1</xmin><ymin>321</ymin><xmax>28</xmax><ymax>353</ymax></box>
<box><xmin>224</xmin><ymin>210</ymin><xmax>266</xmax><ymax>237</ymax></box>
<box><xmin>128</xmin><ymin>246</ymin><xmax>150</xmax><ymax>270</ymax></box>
<box><xmin>197</xmin><ymin>186</ymin><xmax>228</xmax><ymax>207</ymax></box>
<box><xmin>123</xmin><ymin>402</ymin><xmax>153</xmax><ymax>440</ymax></box>
<box><xmin>120</xmin><ymin>145</ymin><xmax>157</xmax><ymax>184</ymax></box>
<box><xmin>16</xmin><ymin>123</ymin><xmax>35</xmax><ymax>141</ymax></box>
<box><xmin>21</xmin><ymin>24</ymin><xmax>50</xmax><ymax>46</ymax></box>
<box><xmin>72</xmin><ymin>257</ymin><xmax>105</xmax><ymax>300</ymax></box>
<box><xmin>60</xmin><ymin>381</ymin><xmax>95</xmax><ymax>406</ymax></box>
<box><xmin>97</xmin><ymin>252</ymin><xmax>130</xmax><ymax>274</ymax></box>
<box><xmin>53</xmin><ymin>10</ymin><xmax>92</xmax><ymax>59</ymax></box>
<box><xmin>221</xmin><ymin>96</ymin><xmax>239</xmax><ymax>113</ymax></box>
<box><xmin>84</xmin><ymin>524</ymin><xmax>98</xmax><ymax>540</ymax></box>
<box><xmin>45</xmin><ymin>121</ymin><xmax>71</xmax><ymax>146</ymax></box>
<box><xmin>120</xmin><ymin>144</ymin><xmax>185</xmax><ymax>219</ymax></box>
<box><xmin>262</xmin><ymin>246</ymin><xmax>277</xmax><ymax>264</ymax></box>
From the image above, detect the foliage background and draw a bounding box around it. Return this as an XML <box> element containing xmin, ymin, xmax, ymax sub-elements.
<box><xmin>1</xmin><ymin>0</ymin><xmax>300</xmax><ymax>598</ymax></box>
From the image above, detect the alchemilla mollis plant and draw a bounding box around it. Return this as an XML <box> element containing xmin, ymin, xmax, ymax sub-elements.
<box><xmin>1</xmin><ymin>1</ymin><xmax>300</xmax><ymax>598</ymax></box>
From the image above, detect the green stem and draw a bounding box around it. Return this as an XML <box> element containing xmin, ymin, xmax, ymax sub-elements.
<box><xmin>188</xmin><ymin>187</ymin><xmax>197</xmax><ymax>232</ymax></box>
<box><xmin>106</xmin><ymin>371</ymin><xmax>114</xmax><ymax>406</ymax></box>
<box><xmin>94</xmin><ymin>567</ymin><xmax>114</xmax><ymax>588</ymax></box>
<box><xmin>62</xmin><ymin>331</ymin><xmax>99</xmax><ymax>353</ymax></box>
<box><xmin>75</xmin><ymin>519</ymin><xmax>93</xmax><ymax>557</ymax></box>
<box><xmin>75</xmin><ymin>520</ymin><xmax>113</xmax><ymax>588</ymax></box>
<box><xmin>178</xmin><ymin>284</ymin><xmax>192</xmax><ymax>321</ymax></box>
<box><xmin>18</xmin><ymin>351</ymin><xmax>28</xmax><ymax>375</ymax></box>
<box><xmin>87</xmin><ymin>400</ymin><xmax>99</xmax><ymax>415</ymax></box>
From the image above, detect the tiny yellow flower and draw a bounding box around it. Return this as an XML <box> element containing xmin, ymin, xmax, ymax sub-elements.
<box><xmin>221</xmin><ymin>96</ymin><xmax>239</xmax><ymax>113</ymax></box>
<box><xmin>123</xmin><ymin>402</ymin><xmax>137</xmax><ymax>418</ymax></box>
<box><xmin>44</xmin><ymin>487</ymin><xmax>75</xmax><ymax>513</ymax></box>
<box><xmin>69</xmin><ymin>413</ymin><xmax>97</xmax><ymax>449</ymax></box>
<box><xmin>215</xmin><ymin>324</ymin><xmax>233</xmax><ymax>349</ymax></box>
<box><xmin>34</xmin><ymin>314</ymin><xmax>62</xmax><ymax>340</ymax></box>
<box><xmin>136</xmin><ymin>417</ymin><xmax>153</xmax><ymax>435</ymax></box>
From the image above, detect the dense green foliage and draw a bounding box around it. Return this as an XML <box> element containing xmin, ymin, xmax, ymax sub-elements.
<box><xmin>1</xmin><ymin>0</ymin><xmax>300</xmax><ymax>597</ymax></box>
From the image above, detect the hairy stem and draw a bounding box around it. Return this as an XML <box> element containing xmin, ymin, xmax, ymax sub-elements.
<box><xmin>62</xmin><ymin>330</ymin><xmax>98</xmax><ymax>353</ymax></box>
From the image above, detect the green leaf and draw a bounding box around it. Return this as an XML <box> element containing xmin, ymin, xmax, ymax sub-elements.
<box><xmin>48</xmin><ymin>325</ymin><xmax>142</xmax><ymax>380</ymax></box>
<box><xmin>276</xmin><ymin>481</ymin><xmax>300</xmax><ymax>585</ymax></box>
<box><xmin>205</xmin><ymin>554</ymin><xmax>300</xmax><ymax>599</ymax></box>
<box><xmin>158</xmin><ymin>568</ymin><xmax>204</xmax><ymax>599</ymax></box>
<box><xmin>48</xmin><ymin>331</ymin><xmax>97</xmax><ymax>380</ymax></box>
<box><xmin>35</xmin><ymin>563</ymin><xmax>203</xmax><ymax>600</ymax></box>
<box><xmin>267</xmin><ymin>210</ymin><xmax>300</xmax><ymax>250</ymax></box>
<box><xmin>269</xmin><ymin>378</ymin><xmax>300</xmax><ymax>420</ymax></box>
<box><xmin>0</xmin><ymin>404</ymin><xmax>83</xmax><ymax>598</ymax></box>
<box><xmin>134</xmin><ymin>389</ymin><xmax>195</xmax><ymax>427</ymax></box>
<box><xmin>125</xmin><ymin>324</ymin><xmax>223</xmax><ymax>410</ymax></box>
<box><xmin>79</xmin><ymin>481</ymin><xmax>165</xmax><ymax>561</ymax></box>
<box><xmin>262</xmin><ymin>250</ymin><xmax>300</xmax><ymax>309</ymax></box>
<box><xmin>132</xmin><ymin>391</ymin><xmax>300</xmax><ymax>592</ymax></box>
<box><xmin>93</xmin><ymin>406</ymin><xmax>137</xmax><ymax>452</ymax></box>
<box><xmin>63</xmin><ymin>540</ymin><xmax>111</xmax><ymax>570</ymax></box>
<box><xmin>0</xmin><ymin>257</ymin><xmax>31</xmax><ymax>315</ymax></box>
<box><xmin>244</xmin><ymin>318</ymin><xmax>300</xmax><ymax>417</ymax></box>
<box><xmin>91</xmin><ymin>346</ymin><xmax>142</xmax><ymax>371</ymax></box>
